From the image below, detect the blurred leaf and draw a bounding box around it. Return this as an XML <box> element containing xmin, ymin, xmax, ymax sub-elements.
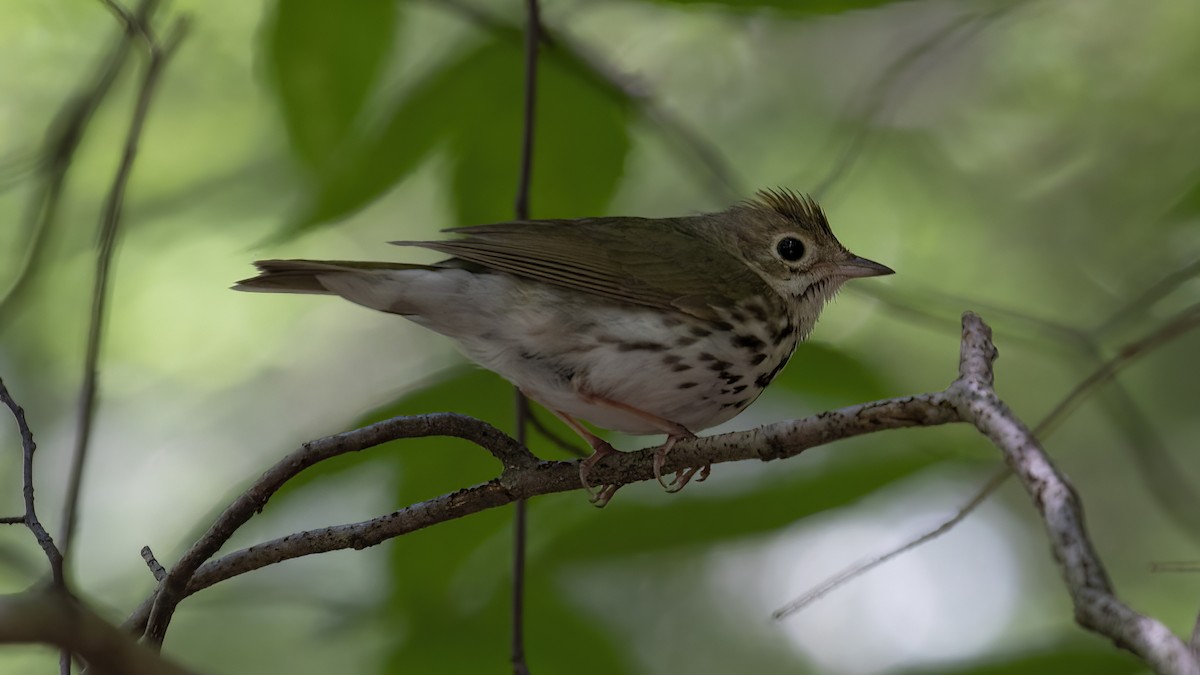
<box><xmin>907</xmin><ymin>640</ymin><xmax>1143</xmax><ymax>675</ymax></box>
<box><xmin>446</xmin><ymin>39</ymin><xmax>631</xmax><ymax>224</ymax></box>
<box><xmin>521</xmin><ymin>574</ymin><xmax>630</xmax><ymax>673</ymax></box>
<box><xmin>284</xmin><ymin>37</ymin><xmax>631</xmax><ymax>238</ymax></box>
<box><xmin>1166</xmin><ymin>171</ymin><xmax>1200</xmax><ymax>221</ymax></box>
<box><xmin>383</xmin><ymin>506</ymin><xmax>513</xmax><ymax>671</ymax></box>
<box><xmin>776</xmin><ymin>342</ymin><xmax>892</xmax><ymax>403</ymax></box>
<box><xmin>644</xmin><ymin>0</ymin><xmax>912</xmax><ymax>15</ymax></box>
<box><xmin>264</xmin><ymin>0</ymin><xmax>396</xmax><ymax>169</ymax></box>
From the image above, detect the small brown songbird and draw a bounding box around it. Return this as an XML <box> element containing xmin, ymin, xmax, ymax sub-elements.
<box><xmin>236</xmin><ymin>189</ymin><xmax>893</xmax><ymax>506</ymax></box>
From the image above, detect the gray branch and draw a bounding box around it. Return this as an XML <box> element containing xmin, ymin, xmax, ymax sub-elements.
<box><xmin>120</xmin><ymin>313</ymin><xmax>1197</xmax><ymax>673</ymax></box>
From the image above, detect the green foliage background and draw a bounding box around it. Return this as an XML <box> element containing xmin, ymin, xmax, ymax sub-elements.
<box><xmin>1</xmin><ymin>0</ymin><xmax>1198</xmax><ymax>673</ymax></box>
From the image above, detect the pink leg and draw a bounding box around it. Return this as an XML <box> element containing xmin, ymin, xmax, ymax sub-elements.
<box><xmin>545</xmin><ymin>408</ymin><xmax>621</xmax><ymax>506</ymax></box>
<box><xmin>574</xmin><ymin>392</ymin><xmax>702</xmax><ymax>493</ymax></box>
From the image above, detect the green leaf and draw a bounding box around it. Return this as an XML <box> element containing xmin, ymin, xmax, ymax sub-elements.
<box><xmin>446</xmin><ymin>39</ymin><xmax>631</xmax><ymax>224</ymax></box>
<box><xmin>775</xmin><ymin>342</ymin><xmax>892</xmax><ymax>404</ymax></box>
<box><xmin>1166</xmin><ymin>171</ymin><xmax>1200</xmax><ymax>221</ymax></box>
<box><xmin>264</xmin><ymin>0</ymin><xmax>396</xmax><ymax>170</ymax></box>
<box><xmin>284</xmin><ymin>36</ymin><xmax>631</xmax><ymax>238</ymax></box>
<box><xmin>268</xmin><ymin>366</ymin><xmax>514</xmax><ymax>503</ymax></box>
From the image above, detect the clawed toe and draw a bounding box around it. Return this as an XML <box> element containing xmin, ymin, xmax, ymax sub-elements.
<box><xmin>588</xmin><ymin>483</ymin><xmax>621</xmax><ymax>508</ymax></box>
<box><xmin>663</xmin><ymin>462</ymin><xmax>711</xmax><ymax>493</ymax></box>
<box><xmin>652</xmin><ymin>431</ymin><xmax>694</xmax><ymax>489</ymax></box>
<box><xmin>579</xmin><ymin>439</ymin><xmax>620</xmax><ymax>503</ymax></box>
<box><xmin>653</xmin><ymin>431</ymin><xmax>704</xmax><ymax>492</ymax></box>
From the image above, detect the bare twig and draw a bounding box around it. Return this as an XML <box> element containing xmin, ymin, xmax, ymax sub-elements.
<box><xmin>813</xmin><ymin>7</ymin><xmax>1005</xmax><ymax>199</ymax></box>
<box><xmin>0</xmin><ymin>0</ymin><xmax>160</xmax><ymax>319</ymax></box>
<box><xmin>950</xmin><ymin>315</ymin><xmax>1197</xmax><ymax>674</ymax></box>
<box><xmin>1093</xmin><ymin>256</ymin><xmax>1200</xmax><ymax>337</ymax></box>
<box><xmin>2</xmin><ymin>376</ymin><xmax>70</xmax><ymax>675</ymax></box>
<box><xmin>61</xmin><ymin>14</ymin><xmax>190</xmax><ymax>560</ymax></box>
<box><xmin>430</xmin><ymin>0</ymin><xmax>744</xmax><ymax>203</ymax></box>
<box><xmin>1040</xmin><ymin>302</ymin><xmax>1200</xmax><ymax>429</ymax></box>
<box><xmin>511</xmin><ymin>1</ymin><xmax>541</xmax><ymax>673</ymax></box>
<box><xmin>513</xmin><ymin>0</ymin><xmax>540</xmax><ymax>221</ymax></box>
<box><xmin>0</xmin><ymin>378</ymin><xmax>64</xmax><ymax>586</ymax></box>
<box><xmin>863</xmin><ymin>281</ymin><xmax>1200</xmax><ymax>537</ymax></box>
<box><xmin>771</xmin><ymin>467</ymin><xmax>1007</xmax><ymax>620</ymax></box>
<box><xmin>140</xmin><ymin>547</ymin><xmax>167</xmax><ymax>582</ymax></box>
<box><xmin>520</xmin><ymin>397</ymin><xmax>586</xmax><ymax>457</ymax></box>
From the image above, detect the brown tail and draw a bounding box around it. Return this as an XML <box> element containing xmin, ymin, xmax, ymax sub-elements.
<box><xmin>233</xmin><ymin>259</ymin><xmax>434</xmax><ymax>294</ymax></box>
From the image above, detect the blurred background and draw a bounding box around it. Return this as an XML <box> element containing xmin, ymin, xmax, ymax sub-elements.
<box><xmin>2</xmin><ymin>0</ymin><xmax>1199</xmax><ymax>672</ymax></box>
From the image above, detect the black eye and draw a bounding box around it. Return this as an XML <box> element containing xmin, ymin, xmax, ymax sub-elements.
<box><xmin>776</xmin><ymin>237</ymin><xmax>805</xmax><ymax>262</ymax></box>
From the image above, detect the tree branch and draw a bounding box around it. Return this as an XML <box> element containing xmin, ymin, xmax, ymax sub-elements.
<box><xmin>126</xmin><ymin>392</ymin><xmax>957</xmax><ymax>637</ymax></box>
<box><xmin>949</xmin><ymin>316</ymin><xmax>1198</xmax><ymax>674</ymax></box>
<box><xmin>138</xmin><ymin>413</ymin><xmax>533</xmax><ymax>646</ymax></box>
<box><xmin>0</xmin><ymin>589</ymin><xmax>196</xmax><ymax>675</ymax></box>
<box><xmin>119</xmin><ymin>313</ymin><xmax>1200</xmax><ymax>673</ymax></box>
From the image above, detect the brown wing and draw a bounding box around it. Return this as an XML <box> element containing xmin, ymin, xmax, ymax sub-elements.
<box><xmin>392</xmin><ymin>216</ymin><xmax>770</xmax><ymax>321</ymax></box>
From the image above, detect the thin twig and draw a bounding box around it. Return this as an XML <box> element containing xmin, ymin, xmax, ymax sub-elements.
<box><xmin>771</xmin><ymin>467</ymin><xmax>1006</xmax><ymax>620</ymax></box>
<box><xmin>430</xmin><ymin>0</ymin><xmax>744</xmax><ymax>204</ymax></box>
<box><xmin>513</xmin><ymin>0</ymin><xmax>539</xmax><ymax>221</ymax></box>
<box><xmin>0</xmin><ymin>378</ymin><xmax>65</xmax><ymax>587</ymax></box>
<box><xmin>60</xmin><ymin>15</ymin><xmax>190</xmax><ymax>560</ymax></box>
<box><xmin>860</xmin><ymin>281</ymin><xmax>1200</xmax><ymax>537</ymax></box>
<box><xmin>511</xmin><ymin>2</ymin><xmax>540</xmax><ymax>671</ymax></box>
<box><xmin>0</xmin><ymin>0</ymin><xmax>159</xmax><ymax>320</ymax></box>
<box><xmin>140</xmin><ymin>547</ymin><xmax>167</xmax><ymax>582</ymax></box>
<box><xmin>813</xmin><ymin>7</ymin><xmax>1005</xmax><ymax>199</ymax></box>
<box><xmin>1036</xmin><ymin>301</ymin><xmax>1200</xmax><ymax>435</ymax></box>
<box><xmin>1</xmin><ymin>378</ymin><xmax>69</xmax><ymax>675</ymax></box>
<box><xmin>520</xmin><ymin>397</ymin><xmax>586</xmax><ymax>457</ymax></box>
<box><xmin>1093</xmin><ymin>256</ymin><xmax>1200</xmax><ymax>337</ymax></box>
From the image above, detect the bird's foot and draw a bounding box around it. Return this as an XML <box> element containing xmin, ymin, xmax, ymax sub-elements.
<box><xmin>664</xmin><ymin>462</ymin><xmax>711</xmax><ymax>493</ymax></box>
<box><xmin>652</xmin><ymin>430</ymin><xmax>699</xmax><ymax>491</ymax></box>
<box><xmin>588</xmin><ymin>483</ymin><xmax>622</xmax><ymax>508</ymax></box>
<box><xmin>580</xmin><ymin>440</ymin><xmax>620</xmax><ymax>507</ymax></box>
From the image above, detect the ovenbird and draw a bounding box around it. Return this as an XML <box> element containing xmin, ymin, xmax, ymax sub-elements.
<box><xmin>235</xmin><ymin>189</ymin><xmax>892</xmax><ymax>505</ymax></box>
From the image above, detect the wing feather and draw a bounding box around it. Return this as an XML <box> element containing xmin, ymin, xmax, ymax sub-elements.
<box><xmin>392</xmin><ymin>217</ymin><xmax>768</xmax><ymax>320</ymax></box>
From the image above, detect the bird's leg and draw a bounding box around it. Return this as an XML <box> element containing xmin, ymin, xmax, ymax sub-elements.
<box><xmin>545</xmin><ymin>408</ymin><xmax>621</xmax><ymax>506</ymax></box>
<box><xmin>575</xmin><ymin>393</ymin><xmax>701</xmax><ymax>492</ymax></box>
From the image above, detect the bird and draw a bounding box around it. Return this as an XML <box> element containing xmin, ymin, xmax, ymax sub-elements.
<box><xmin>235</xmin><ymin>188</ymin><xmax>893</xmax><ymax>506</ymax></box>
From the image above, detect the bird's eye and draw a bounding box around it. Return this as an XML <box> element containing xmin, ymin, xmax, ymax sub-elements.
<box><xmin>776</xmin><ymin>236</ymin><xmax>805</xmax><ymax>262</ymax></box>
